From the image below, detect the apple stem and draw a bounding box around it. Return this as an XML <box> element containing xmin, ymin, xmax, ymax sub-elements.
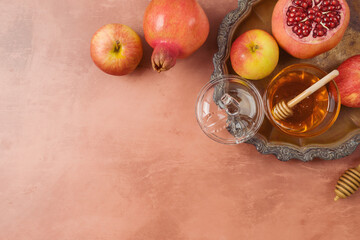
<box><xmin>250</xmin><ymin>44</ymin><xmax>259</xmax><ymax>53</ymax></box>
<box><xmin>114</xmin><ymin>40</ymin><xmax>121</xmax><ymax>52</ymax></box>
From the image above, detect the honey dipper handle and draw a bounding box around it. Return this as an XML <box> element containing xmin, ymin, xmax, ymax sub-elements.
<box><xmin>287</xmin><ymin>70</ymin><xmax>339</xmax><ymax>108</ymax></box>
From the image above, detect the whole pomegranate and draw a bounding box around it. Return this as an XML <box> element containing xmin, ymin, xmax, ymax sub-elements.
<box><xmin>143</xmin><ymin>0</ymin><xmax>209</xmax><ymax>72</ymax></box>
<box><xmin>272</xmin><ymin>0</ymin><xmax>350</xmax><ymax>59</ymax></box>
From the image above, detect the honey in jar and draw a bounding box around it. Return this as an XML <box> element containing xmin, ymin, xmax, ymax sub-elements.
<box><xmin>267</xmin><ymin>70</ymin><xmax>329</xmax><ymax>135</ymax></box>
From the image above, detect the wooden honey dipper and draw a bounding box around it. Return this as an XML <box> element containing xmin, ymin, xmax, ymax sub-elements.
<box><xmin>334</xmin><ymin>164</ymin><xmax>360</xmax><ymax>201</ymax></box>
<box><xmin>272</xmin><ymin>70</ymin><xmax>339</xmax><ymax>121</ymax></box>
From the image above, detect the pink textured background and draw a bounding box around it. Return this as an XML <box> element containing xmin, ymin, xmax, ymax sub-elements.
<box><xmin>0</xmin><ymin>0</ymin><xmax>360</xmax><ymax>239</ymax></box>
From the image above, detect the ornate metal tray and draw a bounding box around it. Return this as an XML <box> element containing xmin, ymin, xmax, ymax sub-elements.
<box><xmin>211</xmin><ymin>0</ymin><xmax>360</xmax><ymax>161</ymax></box>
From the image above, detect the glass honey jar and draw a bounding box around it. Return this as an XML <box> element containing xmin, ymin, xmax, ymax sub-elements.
<box><xmin>264</xmin><ymin>64</ymin><xmax>341</xmax><ymax>137</ymax></box>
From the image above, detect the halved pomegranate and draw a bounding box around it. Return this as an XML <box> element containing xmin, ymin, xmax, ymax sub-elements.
<box><xmin>272</xmin><ymin>0</ymin><xmax>350</xmax><ymax>59</ymax></box>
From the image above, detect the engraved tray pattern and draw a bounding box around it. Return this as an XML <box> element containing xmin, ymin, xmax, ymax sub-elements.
<box><xmin>211</xmin><ymin>0</ymin><xmax>360</xmax><ymax>161</ymax></box>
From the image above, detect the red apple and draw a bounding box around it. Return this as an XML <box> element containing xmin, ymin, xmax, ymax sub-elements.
<box><xmin>230</xmin><ymin>29</ymin><xmax>279</xmax><ymax>80</ymax></box>
<box><xmin>330</xmin><ymin>55</ymin><xmax>360</xmax><ymax>107</ymax></box>
<box><xmin>90</xmin><ymin>24</ymin><xmax>143</xmax><ymax>76</ymax></box>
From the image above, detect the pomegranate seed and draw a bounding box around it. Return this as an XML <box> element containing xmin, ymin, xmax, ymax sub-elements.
<box><xmin>305</xmin><ymin>20</ymin><xmax>311</xmax><ymax>25</ymax></box>
<box><xmin>288</xmin><ymin>17</ymin><xmax>294</xmax><ymax>22</ymax></box>
<box><xmin>323</xmin><ymin>17</ymin><xmax>329</xmax><ymax>22</ymax></box>
<box><xmin>290</xmin><ymin>12</ymin><xmax>296</xmax><ymax>17</ymax></box>
<box><xmin>315</xmin><ymin>17</ymin><xmax>322</xmax><ymax>23</ymax></box>
<box><xmin>303</xmin><ymin>29</ymin><xmax>310</xmax><ymax>36</ymax></box>
<box><xmin>329</xmin><ymin>22</ymin><xmax>335</xmax><ymax>28</ymax></box>
<box><xmin>336</xmin><ymin>5</ymin><xmax>341</xmax><ymax>10</ymax></box>
<box><xmin>309</xmin><ymin>14</ymin><xmax>315</xmax><ymax>20</ymax></box>
<box><xmin>295</xmin><ymin>16</ymin><xmax>302</xmax><ymax>21</ymax></box>
<box><xmin>328</xmin><ymin>6</ymin><xmax>335</xmax><ymax>10</ymax></box>
<box><xmin>301</xmin><ymin>13</ymin><xmax>307</xmax><ymax>18</ymax></box>
<box><xmin>316</xmin><ymin>24</ymin><xmax>322</xmax><ymax>29</ymax></box>
<box><xmin>316</xmin><ymin>12</ymin><xmax>322</xmax><ymax>17</ymax></box>
<box><xmin>317</xmin><ymin>30</ymin><xmax>324</xmax><ymax>36</ymax></box>
<box><xmin>297</xmin><ymin>29</ymin><xmax>302</xmax><ymax>35</ymax></box>
<box><xmin>315</xmin><ymin>0</ymin><xmax>320</xmax><ymax>4</ymax></box>
<box><xmin>294</xmin><ymin>0</ymin><xmax>301</xmax><ymax>6</ymax></box>
<box><xmin>296</xmin><ymin>11</ymin><xmax>302</xmax><ymax>16</ymax></box>
<box><xmin>313</xmin><ymin>6</ymin><xmax>319</xmax><ymax>12</ymax></box>
<box><xmin>323</xmin><ymin>1</ymin><xmax>330</xmax><ymax>6</ymax></box>
<box><xmin>308</xmin><ymin>9</ymin><xmax>315</xmax><ymax>14</ymax></box>
<box><xmin>336</xmin><ymin>15</ymin><xmax>341</xmax><ymax>20</ymax></box>
<box><xmin>331</xmin><ymin>0</ymin><xmax>339</xmax><ymax>6</ymax></box>
<box><xmin>301</xmin><ymin>3</ymin><xmax>308</xmax><ymax>8</ymax></box>
<box><xmin>321</xmin><ymin>6</ymin><xmax>328</xmax><ymax>11</ymax></box>
<box><xmin>329</xmin><ymin>17</ymin><xmax>334</xmax><ymax>21</ymax></box>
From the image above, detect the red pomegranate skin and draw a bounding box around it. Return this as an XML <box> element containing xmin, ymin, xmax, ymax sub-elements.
<box><xmin>143</xmin><ymin>0</ymin><xmax>209</xmax><ymax>72</ymax></box>
<box><xmin>272</xmin><ymin>0</ymin><xmax>350</xmax><ymax>59</ymax></box>
<box><xmin>330</xmin><ymin>55</ymin><xmax>360</xmax><ymax>108</ymax></box>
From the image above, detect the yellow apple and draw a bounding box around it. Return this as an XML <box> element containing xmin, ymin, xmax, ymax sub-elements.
<box><xmin>230</xmin><ymin>29</ymin><xmax>279</xmax><ymax>80</ymax></box>
<box><xmin>90</xmin><ymin>24</ymin><xmax>143</xmax><ymax>76</ymax></box>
